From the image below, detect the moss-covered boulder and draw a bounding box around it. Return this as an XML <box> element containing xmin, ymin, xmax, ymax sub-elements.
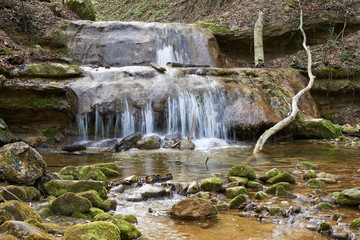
<box><xmin>319</xmin><ymin>222</ymin><xmax>331</xmax><ymax>231</ymax></box>
<box><xmin>113</xmin><ymin>216</ymin><xmax>142</xmax><ymax>240</ymax></box>
<box><xmin>96</xmin><ymin>167</ymin><xmax>120</xmax><ymax>179</ymax></box>
<box><xmin>0</xmin><ymin>142</ymin><xmax>46</xmax><ymax>185</ymax></box>
<box><xmin>79</xmin><ymin>165</ymin><xmax>107</xmax><ymax>182</ymax></box>
<box><xmin>88</xmin><ymin>207</ymin><xmax>104</xmax><ymax>219</ymax></box>
<box><xmin>42</xmin><ymin>222</ymin><xmax>69</xmax><ymax>235</ymax></box>
<box><xmin>230</xmin><ymin>194</ymin><xmax>247</xmax><ymax>209</ymax></box>
<box><xmin>186</xmin><ymin>181</ymin><xmax>200</xmax><ymax>194</ymax></box>
<box><xmin>50</xmin><ymin>192</ymin><xmax>92</xmax><ymax>216</ymax></box>
<box><xmin>59</xmin><ymin>166</ymin><xmax>81</xmax><ymax>180</ymax></box>
<box><xmin>24</xmin><ymin>218</ymin><xmax>47</xmax><ymax>232</ymax></box>
<box><xmin>0</xmin><ymin>186</ymin><xmax>40</xmax><ymax>202</ymax></box>
<box><xmin>200</xmin><ymin>178</ymin><xmax>222</xmax><ymax>191</ymax></box>
<box><xmin>170</xmin><ymin>197</ymin><xmax>218</xmax><ymax>219</ymax></box>
<box><xmin>246</xmin><ymin>181</ymin><xmax>263</xmax><ymax>189</ymax></box>
<box><xmin>104</xmin><ymin>198</ymin><xmax>117</xmax><ymax>212</ymax></box>
<box><xmin>275</xmin><ymin>185</ymin><xmax>295</xmax><ymax>198</ymax></box>
<box><xmin>295</xmin><ymin>116</ymin><xmax>342</xmax><ymax>139</ymax></box>
<box><xmin>266</xmin><ymin>168</ymin><xmax>280</xmax><ymax>178</ymax></box>
<box><xmin>265</xmin><ymin>182</ymin><xmax>291</xmax><ymax>194</ymax></box>
<box><xmin>179</xmin><ymin>139</ymin><xmax>195</xmax><ymax>150</ymax></box>
<box><xmin>136</xmin><ymin>135</ymin><xmax>161</xmax><ymax>149</ymax></box>
<box><xmin>268</xmin><ymin>171</ymin><xmax>295</xmax><ymax>184</ymax></box>
<box><xmin>316</xmin><ymin>202</ymin><xmax>333</xmax><ymax>210</ymax></box>
<box><xmin>350</xmin><ymin>217</ymin><xmax>360</xmax><ymax>229</ymax></box>
<box><xmin>93</xmin><ymin>212</ymin><xmax>113</xmax><ymax>222</ymax></box>
<box><xmin>228</xmin><ymin>176</ymin><xmax>248</xmax><ymax>185</ymax></box>
<box><xmin>123</xmin><ymin>214</ymin><xmax>138</xmax><ymax>224</ymax></box>
<box><xmin>0</xmin><ymin>220</ymin><xmax>56</xmax><ymax>239</ymax></box>
<box><xmin>0</xmin><ymin>200</ymin><xmax>42</xmax><ymax>222</ymax></box>
<box><xmin>77</xmin><ymin>190</ymin><xmax>104</xmax><ymax>209</ymax></box>
<box><xmin>67</xmin><ymin>0</ymin><xmax>96</xmax><ymax>21</ymax></box>
<box><xmin>255</xmin><ymin>191</ymin><xmax>268</xmax><ymax>200</ymax></box>
<box><xmin>304</xmin><ymin>169</ymin><xmax>317</xmax><ymax>179</ymax></box>
<box><xmin>42</xmin><ymin>179</ymin><xmax>106</xmax><ymax>197</ymax></box>
<box><xmin>225</xmin><ymin>186</ymin><xmax>247</xmax><ymax>199</ymax></box>
<box><xmin>305</xmin><ymin>179</ymin><xmax>325</xmax><ymax>188</ymax></box>
<box><xmin>295</xmin><ymin>161</ymin><xmax>317</xmax><ymax>170</ymax></box>
<box><xmin>336</xmin><ymin>188</ymin><xmax>360</xmax><ymax>206</ymax></box>
<box><xmin>63</xmin><ymin>221</ymin><xmax>121</xmax><ymax>240</ymax></box>
<box><xmin>228</xmin><ymin>165</ymin><xmax>256</xmax><ymax>180</ymax></box>
<box><xmin>15</xmin><ymin>63</ymin><xmax>83</xmax><ymax>78</ymax></box>
<box><xmin>0</xmin><ymin>117</ymin><xmax>15</xmax><ymax>147</ymax></box>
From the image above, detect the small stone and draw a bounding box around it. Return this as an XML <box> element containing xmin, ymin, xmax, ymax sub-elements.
<box><xmin>229</xmin><ymin>194</ymin><xmax>247</xmax><ymax>209</ymax></box>
<box><xmin>186</xmin><ymin>181</ymin><xmax>200</xmax><ymax>194</ymax></box>
<box><xmin>304</xmin><ymin>169</ymin><xmax>316</xmax><ymax>179</ymax></box>
<box><xmin>265</xmin><ymin>182</ymin><xmax>291</xmax><ymax>194</ymax></box>
<box><xmin>267</xmin><ymin>207</ymin><xmax>280</xmax><ymax>216</ymax></box>
<box><xmin>319</xmin><ymin>221</ymin><xmax>331</xmax><ymax>231</ymax></box>
<box><xmin>246</xmin><ymin>181</ymin><xmax>263</xmax><ymax>189</ymax></box>
<box><xmin>268</xmin><ymin>171</ymin><xmax>295</xmax><ymax>184</ymax></box>
<box><xmin>276</xmin><ymin>186</ymin><xmax>295</xmax><ymax>198</ymax></box>
<box><xmin>225</xmin><ymin>186</ymin><xmax>247</xmax><ymax>199</ymax></box>
<box><xmin>316</xmin><ymin>202</ymin><xmax>333</xmax><ymax>210</ymax></box>
<box><xmin>228</xmin><ymin>165</ymin><xmax>256</xmax><ymax>180</ymax></box>
<box><xmin>255</xmin><ymin>191</ymin><xmax>268</xmax><ymax>200</ymax></box>
<box><xmin>305</xmin><ymin>179</ymin><xmax>325</xmax><ymax>188</ymax></box>
<box><xmin>200</xmin><ymin>178</ymin><xmax>222</xmax><ymax>192</ymax></box>
<box><xmin>296</xmin><ymin>161</ymin><xmax>317</xmax><ymax>170</ymax></box>
<box><xmin>104</xmin><ymin>198</ymin><xmax>117</xmax><ymax>212</ymax></box>
<box><xmin>350</xmin><ymin>217</ymin><xmax>360</xmax><ymax>229</ymax></box>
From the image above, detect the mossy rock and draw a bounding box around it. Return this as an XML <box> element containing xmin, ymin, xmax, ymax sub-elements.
<box><xmin>94</xmin><ymin>212</ymin><xmax>113</xmax><ymax>222</ymax></box>
<box><xmin>77</xmin><ymin>190</ymin><xmax>104</xmax><ymax>209</ymax></box>
<box><xmin>42</xmin><ymin>179</ymin><xmax>106</xmax><ymax>197</ymax></box>
<box><xmin>228</xmin><ymin>165</ymin><xmax>256</xmax><ymax>180</ymax></box>
<box><xmin>24</xmin><ymin>187</ymin><xmax>41</xmax><ymax>201</ymax></box>
<box><xmin>24</xmin><ymin>218</ymin><xmax>46</xmax><ymax>232</ymax></box>
<box><xmin>332</xmin><ymin>213</ymin><xmax>346</xmax><ymax>221</ymax></box>
<box><xmin>229</xmin><ymin>194</ymin><xmax>247</xmax><ymax>209</ymax></box>
<box><xmin>228</xmin><ymin>176</ymin><xmax>248</xmax><ymax>185</ymax></box>
<box><xmin>0</xmin><ymin>200</ymin><xmax>42</xmax><ymax>222</ymax></box>
<box><xmin>195</xmin><ymin>19</ymin><xmax>231</xmax><ymax>35</ymax></box>
<box><xmin>265</xmin><ymin>168</ymin><xmax>280</xmax><ymax>178</ymax></box>
<box><xmin>295</xmin><ymin>115</ymin><xmax>342</xmax><ymax>139</ymax></box>
<box><xmin>200</xmin><ymin>178</ymin><xmax>222</xmax><ymax>191</ymax></box>
<box><xmin>179</xmin><ymin>139</ymin><xmax>195</xmax><ymax>150</ymax></box>
<box><xmin>295</xmin><ymin>161</ymin><xmax>317</xmax><ymax>170</ymax></box>
<box><xmin>265</xmin><ymin>182</ymin><xmax>291</xmax><ymax>194</ymax></box>
<box><xmin>50</xmin><ymin>192</ymin><xmax>92</xmax><ymax>216</ymax></box>
<box><xmin>59</xmin><ymin>166</ymin><xmax>81</xmax><ymax>180</ymax></box>
<box><xmin>97</xmin><ymin>167</ymin><xmax>120</xmax><ymax>179</ymax></box>
<box><xmin>20</xmin><ymin>63</ymin><xmax>83</xmax><ymax>78</ymax></box>
<box><xmin>63</xmin><ymin>221</ymin><xmax>121</xmax><ymax>240</ymax></box>
<box><xmin>88</xmin><ymin>207</ymin><xmax>104</xmax><ymax>219</ymax></box>
<box><xmin>0</xmin><ymin>233</ymin><xmax>17</xmax><ymax>239</ymax></box>
<box><xmin>60</xmin><ymin>175</ymin><xmax>75</xmax><ymax>180</ymax></box>
<box><xmin>225</xmin><ymin>186</ymin><xmax>247</xmax><ymax>199</ymax></box>
<box><xmin>93</xmin><ymin>163</ymin><xmax>117</xmax><ymax>170</ymax></box>
<box><xmin>0</xmin><ymin>186</ymin><xmax>27</xmax><ymax>201</ymax></box>
<box><xmin>275</xmin><ymin>185</ymin><xmax>295</xmax><ymax>198</ymax></box>
<box><xmin>71</xmin><ymin>212</ymin><xmax>89</xmax><ymax>219</ymax></box>
<box><xmin>112</xmin><ymin>217</ymin><xmax>142</xmax><ymax>240</ymax></box>
<box><xmin>316</xmin><ymin>202</ymin><xmax>333</xmax><ymax>210</ymax></box>
<box><xmin>304</xmin><ymin>169</ymin><xmax>316</xmax><ymax>179</ymax></box>
<box><xmin>0</xmin><ymin>220</ymin><xmax>56</xmax><ymax>239</ymax></box>
<box><xmin>67</xmin><ymin>0</ymin><xmax>96</xmax><ymax>21</ymax></box>
<box><xmin>305</xmin><ymin>179</ymin><xmax>325</xmax><ymax>188</ymax></box>
<box><xmin>319</xmin><ymin>221</ymin><xmax>331</xmax><ymax>231</ymax></box>
<box><xmin>187</xmin><ymin>181</ymin><xmax>200</xmax><ymax>194</ymax></box>
<box><xmin>42</xmin><ymin>222</ymin><xmax>68</xmax><ymax>234</ymax></box>
<box><xmin>104</xmin><ymin>198</ymin><xmax>117</xmax><ymax>212</ymax></box>
<box><xmin>0</xmin><ymin>117</ymin><xmax>15</xmax><ymax>147</ymax></box>
<box><xmin>255</xmin><ymin>191</ymin><xmax>268</xmax><ymax>200</ymax></box>
<box><xmin>268</xmin><ymin>171</ymin><xmax>295</xmax><ymax>184</ymax></box>
<box><xmin>350</xmin><ymin>218</ymin><xmax>360</xmax><ymax>229</ymax></box>
<box><xmin>268</xmin><ymin>207</ymin><xmax>280</xmax><ymax>216</ymax></box>
<box><xmin>79</xmin><ymin>165</ymin><xmax>107</xmax><ymax>182</ymax></box>
<box><xmin>123</xmin><ymin>214</ymin><xmax>138</xmax><ymax>224</ymax></box>
<box><xmin>246</xmin><ymin>181</ymin><xmax>263</xmax><ymax>189</ymax></box>
<box><xmin>336</xmin><ymin>188</ymin><xmax>360</xmax><ymax>206</ymax></box>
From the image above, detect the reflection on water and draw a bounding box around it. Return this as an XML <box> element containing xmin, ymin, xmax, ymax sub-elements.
<box><xmin>43</xmin><ymin>142</ymin><xmax>360</xmax><ymax>239</ymax></box>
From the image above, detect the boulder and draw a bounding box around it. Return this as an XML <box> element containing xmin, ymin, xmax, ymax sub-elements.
<box><xmin>265</xmin><ymin>182</ymin><xmax>291</xmax><ymax>194</ymax></box>
<box><xmin>136</xmin><ymin>135</ymin><xmax>161</xmax><ymax>149</ymax></box>
<box><xmin>179</xmin><ymin>139</ymin><xmax>195</xmax><ymax>150</ymax></box>
<box><xmin>295</xmin><ymin>161</ymin><xmax>317</xmax><ymax>170</ymax></box>
<box><xmin>0</xmin><ymin>142</ymin><xmax>46</xmax><ymax>185</ymax></box>
<box><xmin>42</xmin><ymin>179</ymin><xmax>107</xmax><ymax>198</ymax></box>
<box><xmin>50</xmin><ymin>192</ymin><xmax>92</xmax><ymax>216</ymax></box>
<box><xmin>0</xmin><ymin>117</ymin><xmax>15</xmax><ymax>147</ymax></box>
<box><xmin>228</xmin><ymin>176</ymin><xmax>248</xmax><ymax>185</ymax></box>
<box><xmin>93</xmin><ymin>212</ymin><xmax>113</xmax><ymax>222</ymax></box>
<box><xmin>350</xmin><ymin>217</ymin><xmax>360</xmax><ymax>229</ymax></box>
<box><xmin>161</xmin><ymin>133</ymin><xmax>182</xmax><ymax>149</ymax></box>
<box><xmin>42</xmin><ymin>222</ymin><xmax>69</xmax><ymax>235</ymax></box>
<box><xmin>228</xmin><ymin>165</ymin><xmax>256</xmax><ymax>180</ymax></box>
<box><xmin>0</xmin><ymin>186</ymin><xmax>40</xmax><ymax>202</ymax></box>
<box><xmin>200</xmin><ymin>178</ymin><xmax>222</xmax><ymax>191</ymax></box>
<box><xmin>59</xmin><ymin>166</ymin><xmax>81</xmax><ymax>179</ymax></box>
<box><xmin>294</xmin><ymin>116</ymin><xmax>342</xmax><ymax>139</ymax></box>
<box><xmin>79</xmin><ymin>165</ymin><xmax>107</xmax><ymax>182</ymax></box>
<box><xmin>225</xmin><ymin>186</ymin><xmax>247</xmax><ymax>199</ymax></box>
<box><xmin>12</xmin><ymin>63</ymin><xmax>83</xmax><ymax>79</ymax></box>
<box><xmin>112</xmin><ymin>215</ymin><xmax>142</xmax><ymax>240</ymax></box>
<box><xmin>67</xmin><ymin>0</ymin><xmax>96</xmax><ymax>21</ymax></box>
<box><xmin>104</xmin><ymin>198</ymin><xmax>117</xmax><ymax>212</ymax></box>
<box><xmin>0</xmin><ymin>200</ymin><xmax>42</xmax><ymax>222</ymax></box>
<box><xmin>88</xmin><ymin>207</ymin><xmax>104</xmax><ymax>219</ymax></box>
<box><xmin>186</xmin><ymin>181</ymin><xmax>200</xmax><ymax>194</ymax></box>
<box><xmin>0</xmin><ymin>220</ymin><xmax>56</xmax><ymax>240</ymax></box>
<box><xmin>305</xmin><ymin>179</ymin><xmax>325</xmax><ymax>188</ymax></box>
<box><xmin>336</xmin><ymin>188</ymin><xmax>360</xmax><ymax>206</ymax></box>
<box><xmin>170</xmin><ymin>197</ymin><xmax>218</xmax><ymax>219</ymax></box>
<box><xmin>114</xmin><ymin>132</ymin><xmax>142</xmax><ymax>152</ymax></box>
<box><xmin>255</xmin><ymin>191</ymin><xmax>268</xmax><ymax>200</ymax></box>
<box><xmin>77</xmin><ymin>190</ymin><xmax>104</xmax><ymax>209</ymax></box>
<box><xmin>229</xmin><ymin>194</ymin><xmax>247</xmax><ymax>209</ymax></box>
<box><xmin>275</xmin><ymin>185</ymin><xmax>295</xmax><ymax>198</ymax></box>
<box><xmin>246</xmin><ymin>181</ymin><xmax>263</xmax><ymax>189</ymax></box>
<box><xmin>63</xmin><ymin>221</ymin><xmax>121</xmax><ymax>240</ymax></box>
<box><xmin>268</xmin><ymin>171</ymin><xmax>295</xmax><ymax>184</ymax></box>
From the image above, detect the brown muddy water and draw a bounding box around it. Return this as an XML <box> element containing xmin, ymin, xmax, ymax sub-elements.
<box><xmin>43</xmin><ymin>141</ymin><xmax>360</xmax><ymax>240</ymax></box>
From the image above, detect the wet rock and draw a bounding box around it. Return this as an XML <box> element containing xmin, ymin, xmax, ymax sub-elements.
<box><xmin>275</xmin><ymin>185</ymin><xmax>295</xmax><ymax>198</ymax></box>
<box><xmin>332</xmin><ymin>213</ymin><xmax>346</xmax><ymax>221</ymax></box>
<box><xmin>122</xmin><ymin>175</ymin><xmax>138</xmax><ymax>184</ymax></box>
<box><xmin>0</xmin><ymin>186</ymin><xmax>27</xmax><ymax>201</ymax></box>
<box><xmin>216</xmin><ymin>203</ymin><xmax>230</xmax><ymax>211</ymax></box>
<box><xmin>97</xmin><ymin>166</ymin><xmax>120</xmax><ymax>179</ymax></box>
<box><xmin>350</xmin><ymin>217</ymin><xmax>360</xmax><ymax>229</ymax></box>
<box><xmin>305</xmin><ymin>179</ymin><xmax>325</xmax><ymax>188</ymax></box>
<box><xmin>0</xmin><ymin>220</ymin><xmax>56</xmax><ymax>239</ymax></box>
<box><xmin>0</xmin><ymin>200</ymin><xmax>42</xmax><ymax>222</ymax></box>
<box><xmin>104</xmin><ymin>198</ymin><xmax>117</xmax><ymax>212</ymax></box>
<box><xmin>228</xmin><ymin>176</ymin><xmax>248</xmax><ymax>185</ymax></box>
<box><xmin>141</xmin><ymin>188</ymin><xmax>170</xmax><ymax>200</ymax></box>
<box><xmin>170</xmin><ymin>197</ymin><xmax>218</xmax><ymax>219</ymax></box>
<box><xmin>12</xmin><ymin>63</ymin><xmax>83</xmax><ymax>78</ymax></box>
<box><xmin>268</xmin><ymin>171</ymin><xmax>295</xmax><ymax>184</ymax></box>
<box><xmin>79</xmin><ymin>165</ymin><xmax>107</xmax><ymax>182</ymax></box>
<box><xmin>265</xmin><ymin>182</ymin><xmax>291</xmax><ymax>194</ymax></box>
<box><xmin>77</xmin><ymin>190</ymin><xmax>104</xmax><ymax>209</ymax></box>
<box><xmin>0</xmin><ymin>142</ymin><xmax>46</xmax><ymax>185</ymax></box>
<box><xmin>112</xmin><ymin>215</ymin><xmax>142</xmax><ymax>240</ymax></box>
<box><xmin>0</xmin><ymin>117</ymin><xmax>15</xmax><ymax>147</ymax></box>
<box><xmin>59</xmin><ymin>166</ymin><xmax>81</xmax><ymax>180</ymax></box>
<box><xmin>42</xmin><ymin>222</ymin><xmax>69</xmax><ymax>235</ymax></box>
<box><xmin>67</xmin><ymin>0</ymin><xmax>96</xmax><ymax>20</ymax></box>
<box><xmin>50</xmin><ymin>192</ymin><xmax>92</xmax><ymax>216</ymax></box>
<box><xmin>200</xmin><ymin>178</ymin><xmax>222</xmax><ymax>191</ymax></box>
<box><xmin>225</xmin><ymin>186</ymin><xmax>247</xmax><ymax>199</ymax></box>
<box><xmin>145</xmin><ymin>174</ymin><xmax>173</xmax><ymax>184</ymax></box>
<box><xmin>265</xmin><ymin>168</ymin><xmax>281</xmax><ymax>178</ymax></box>
<box><xmin>328</xmin><ymin>192</ymin><xmax>340</xmax><ymax>204</ymax></box>
<box><xmin>62</xmin><ymin>144</ymin><xmax>86</xmax><ymax>152</ymax></box>
<box><xmin>295</xmin><ymin>117</ymin><xmax>342</xmax><ymax>139</ymax></box>
<box><xmin>114</xmin><ymin>132</ymin><xmax>142</xmax><ymax>152</ymax></box>
<box><xmin>43</xmin><ymin>179</ymin><xmax>106</xmax><ymax>198</ymax></box>
<box><xmin>330</xmin><ymin>231</ymin><xmax>349</xmax><ymax>240</ymax></box>
<box><xmin>136</xmin><ymin>135</ymin><xmax>161</xmax><ymax>149</ymax></box>
<box><xmin>246</xmin><ymin>181</ymin><xmax>263</xmax><ymax>189</ymax></box>
<box><xmin>319</xmin><ymin>221</ymin><xmax>331</xmax><ymax>231</ymax></box>
<box><xmin>336</xmin><ymin>187</ymin><xmax>360</xmax><ymax>206</ymax></box>
<box><xmin>295</xmin><ymin>161</ymin><xmax>317</xmax><ymax>170</ymax></box>
<box><xmin>304</xmin><ymin>169</ymin><xmax>316</xmax><ymax>179</ymax></box>
<box><xmin>255</xmin><ymin>191</ymin><xmax>269</xmax><ymax>200</ymax></box>
<box><xmin>229</xmin><ymin>194</ymin><xmax>247</xmax><ymax>209</ymax></box>
<box><xmin>316</xmin><ymin>202</ymin><xmax>333</xmax><ymax>210</ymax></box>
<box><xmin>224</xmin><ymin>181</ymin><xmax>239</xmax><ymax>188</ymax></box>
<box><xmin>179</xmin><ymin>139</ymin><xmax>195</xmax><ymax>150</ymax></box>
<box><xmin>113</xmin><ymin>184</ymin><xmax>125</xmax><ymax>193</ymax></box>
<box><xmin>161</xmin><ymin>133</ymin><xmax>182</xmax><ymax>149</ymax></box>
<box><xmin>228</xmin><ymin>165</ymin><xmax>256</xmax><ymax>180</ymax></box>
<box><xmin>316</xmin><ymin>177</ymin><xmax>336</xmax><ymax>184</ymax></box>
<box><xmin>63</xmin><ymin>221</ymin><xmax>121</xmax><ymax>240</ymax></box>
<box><xmin>123</xmin><ymin>214</ymin><xmax>138</xmax><ymax>224</ymax></box>
<box><xmin>195</xmin><ymin>192</ymin><xmax>211</xmax><ymax>199</ymax></box>
<box><xmin>186</xmin><ymin>181</ymin><xmax>200</xmax><ymax>194</ymax></box>
<box><xmin>126</xmin><ymin>194</ymin><xmax>144</xmax><ymax>202</ymax></box>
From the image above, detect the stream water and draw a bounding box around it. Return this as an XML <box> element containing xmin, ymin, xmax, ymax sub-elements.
<box><xmin>43</xmin><ymin>141</ymin><xmax>360</xmax><ymax>239</ymax></box>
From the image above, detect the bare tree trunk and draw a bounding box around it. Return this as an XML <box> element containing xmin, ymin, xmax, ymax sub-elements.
<box><xmin>252</xmin><ymin>9</ymin><xmax>315</xmax><ymax>155</ymax></box>
<box><xmin>254</xmin><ymin>11</ymin><xmax>264</xmax><ymax>67</ymax></box>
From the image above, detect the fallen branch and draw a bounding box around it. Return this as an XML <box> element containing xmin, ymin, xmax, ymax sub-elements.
<box><xmin>150</xmin><ymin>62</ymin><xmax>166</xmax><ymax>73</ymax></box>
<box><xmin>0</xmin><ymin>186</ymin><xmax>23</xmax><ymax>202</ymax></box>
<box><xmin>252</xmin><ymin>8</ymin><xmax>315</xmax><ymax>155</ymax></box>
<box><xmin>166</xmin><ymin>62</ymin><xmax>210</xmax><ymax>68</ymax></box>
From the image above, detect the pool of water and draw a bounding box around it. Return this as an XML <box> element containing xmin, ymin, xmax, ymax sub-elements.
<box><xmin>43</xmin><ymin>141</ymin><xmax>360</xmax><ymax>239</ymax></box>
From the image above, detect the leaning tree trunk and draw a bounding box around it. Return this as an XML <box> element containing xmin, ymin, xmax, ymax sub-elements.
<box><xmin>252</xmin><ymin>9</ymin><xmax>315</xmax><ymax>155</ymax></box>
<box><xmin>254</xmin><ymin>11</ymin><xmax>264</xmax><ymax>67</ymax></box>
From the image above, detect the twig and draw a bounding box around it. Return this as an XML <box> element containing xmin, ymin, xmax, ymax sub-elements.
<box><xmin>0</xmin><ymin>186</ymin><xmax>24</xmax><ymax>202</ymax></box>
<box><xmin>334</xmin><ymin>17</ymin><xmax>347</xmax><ymax>43</ymax></box>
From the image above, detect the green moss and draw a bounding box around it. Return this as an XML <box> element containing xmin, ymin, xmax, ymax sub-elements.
<box><xmin>77</xmin><ymin>190</ymin><xmax>104</xmax><ymax>209</ymax></box>
<box><xmin>200</xmin><ymin>178</ymin><xmax>222</xmax><ymax>191</ymax></box>
<box><xmin>229</xmin><ymin>194</ymin><xmax>247</xmax><ymax>209</ymax></box>
<box><xmin>123</xmin><ymin>214</ymin><xmax>138</xmax><ymax>224</ymax></box>
<box><xmin>295</xmin><ymin>114</ymin><xmax>342</xmax><ymax>139</ymax></box>
<box><xmin>246</xmin><ymin>181</ymin><xmax>263</xmax><ymax>189</ymax></box>
<box><xmin>265</xmin><ymin>182</ymin><xmax>291</xmax><ymax>194</ymax></box>
<box><xmin>0</xmin><ymin>200</ymin><xmax>42</xmax><ymax>222</ymax></box>
<box><xmin>79</xmin><ymin>166</ymin><xmax>107</xmax><ymax>182</ymax></box>
<box><xmin>93</xmin><ymin>212</ymin><xmax>113</xmax><ymax>222</ymax></box>
<box><xmin>21</xmin><ymin>98</ymin><xmax>60</xmax><ymax>108</ymax></box>
<box><xmin>59</xmin><ymin>166</ymin><xmax>81</xmax><ymax>180</ymax></box>
<box><xmin>305</xmin><ymin>179</ymin><xmax>325</xmax><ymax>188</ymax></box>
<box><xmin>42</xmin><ymin>180</ymin><xmax>105</xmax><ymax>197</ymax></box>
<box><xmin>350</xmin><ymin>218</ymin><xmax>360</xmax><ymax>229</ymax></box>
<box><xmin>255</xmin><ymin>191</ymin><xmax>268</xmax><ymax>200</ymax></box>
<box><xmin>60</xmin><ymin>175</ymin><xmax>74</xmax><ymax>180</ymax></box>
<box><xmin>316</xmin><ymin>202</ymin><xmax>333</xmax><ymax>210</ymax></box>
<box><xmin>228</xmin><ymin>165</ymin><xmax>256</xmax><ymax>180</ymax></box>
<box><xmin>88</xmin><ymin>207</ymin><xmax>104</xmax><ymax>219</ymax></box>
<box><xmin>63</xmin><ymin>221</ymin><xmax>121</xmax><ymax>240</ymax></box>
<box><xmin>112</xmin><ymin>217</ymin><xmax>142</xmax><ymax>240</ymax></box>
<box><xmin>195</xmin><ymin>19</ymin><xmax>230</xmax><ymax>35</ymax></box>
<box><xmin>268</xmin><ymin>171</ymin><xmax>295</xmax><ymax>184</ymax></box>
<box><xmin>268</xmin><ymin>207</ymin><xmax>280</xmax><ymax>216</ymax></box>
<box><xmin>25</xmin><ymin>63</ymin><xmax>82</xmax><ymax>78</ymax></box>
<box><xmin>71</xmin><ymin>212</ymin><xmax>89</xmax><ymax>219</ymax></box>
<box><xmin>332</xmin><ymin>213</ymin><xmax>346</xmax><ymax>221</ymax></box>
<box><xmin>296</xmin><ymin>161</ymin><xmax>317</xmax><ymax>170</ymax></box>
<box><xmin>275</xmin><ymin>185</ymin><xmax>294</xmax><ymax>198</ymax></box>
<box><xmin>319</xmin><ymin>222</ymin><xmax>331</xmax><ymax>231</ymax></box>
<box><xmin>225</xmin><ymin>186</ymin><xmax>247</xmax><ymax>199</ymax></box>
<box><xmin>93</xmin><ymin>163</ymin><xmax>117</xmax><ymax>170</ymax></box>
<box><xmin>265</xmin><ymin>168</ymin><xmax>280</xmax><ymax>178</ymax></box>
<box><xmin>315</xmin><ymin>67</ymin><xmax>349</xmax><ymax>79</ymax></box>
<box><xmin>336</xmin><ymin>188</ymin><xmax>360</xmax><ymax>206</ymax></box>
<box><xmin>305</xmin><ymin>169</ymin><xmax>316</xmax><ymax>179</ymax></box>
<box><xmin>43</xmin><ymin>127</ymin><xmax>56</xmax><ymax>138</ymax></box>
<box><xmin>97</xmin><ymin>167</ymin><xmax>119</xmax><ymax>179</ymax></box>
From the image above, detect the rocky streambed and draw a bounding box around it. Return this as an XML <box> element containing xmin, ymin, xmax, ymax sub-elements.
<box><xmin>1</xmin><ymin>140</ymin><xmax>360</xmax><ymax>239</ymax></box>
